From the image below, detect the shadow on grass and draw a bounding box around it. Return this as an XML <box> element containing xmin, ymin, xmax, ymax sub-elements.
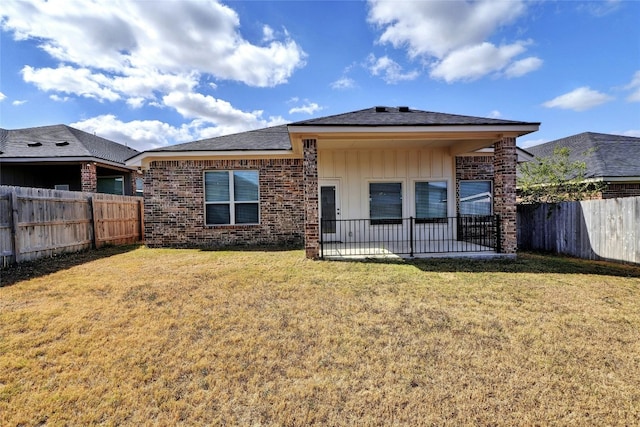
<box><xmin>0</xmin><ymin>244</ymin><xmax>143</xmax><ymax>288</ymax></box>
<box><xmin>198</xmin><ymin>243</ymin><xmax>304</xmax><ymax>253</ymax></box>
<box><xmin>324</xmin><ymin>251</ymin><xmax>640</xmax><ymax>278</ymax></box>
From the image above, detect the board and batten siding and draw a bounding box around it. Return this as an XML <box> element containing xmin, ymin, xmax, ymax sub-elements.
<box><xmin>318</xmin><ymin>148</ymin><xmax>454</xmax><ymax>221</ymax></box>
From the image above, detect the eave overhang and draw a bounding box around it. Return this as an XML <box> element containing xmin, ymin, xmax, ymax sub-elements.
<box><xmin>126</xmin><ymin>149</ymin><xmax>301</xmax><ymax>169</ymax></box>
<box><xmin>0</xmin><ymin>156</ymin><xmax>135</xmax><ymax>171</ymax></box>
<box><xmin>287</xmin><ymin>123</ymin><xmax>540</xmax><ymax>137</ymax></box>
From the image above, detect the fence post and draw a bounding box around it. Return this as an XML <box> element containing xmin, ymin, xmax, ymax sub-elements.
<box><xmin>138</xmin><ymin>198</ymin><xmax>144</xmax><ymax>242</ymax></box>
<box><xmin>409</xmin><ymin>216</ymin><xmax>414</xmax><ymax>257</ymax></box>
<box><xmin>10</xmin><ymin>190</ymin><xmax>20</xmax><ymax>264</ymax></box>
<box><xmin>88</xmin><ymin>195</ymin><xmax>97</xmax><ymax>249</ymax></box>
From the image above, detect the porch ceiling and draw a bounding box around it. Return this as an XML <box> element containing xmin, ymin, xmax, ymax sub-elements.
<box><xmin>312</xmin><ymin>134</ymin><xmax>505</xmax><ymax>154</ymax></box>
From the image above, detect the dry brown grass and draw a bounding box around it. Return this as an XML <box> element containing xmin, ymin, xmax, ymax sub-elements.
<box><xmin>1</xmin><ymin>247</ymin><xmax>639</xmax><ymax>425</ymax></box>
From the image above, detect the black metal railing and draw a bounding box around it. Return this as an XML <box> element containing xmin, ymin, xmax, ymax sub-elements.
<box><xmin>320</xmin><ymin>215</ymin><xmax>501</xmax><ymax>258</ymax></box>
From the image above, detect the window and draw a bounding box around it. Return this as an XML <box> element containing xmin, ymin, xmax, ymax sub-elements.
<box><xmin>54</xmin><ymin>184</ymin><xmax>70</xmax><ymax>191</ymax></box>
<box><xmin>135</xmin><ymin>177</ymin><xmax>144</xmax><ymax>196</ymax></box>
<box><xmin>459</xmin><ymin>181</ymin><xmax>492</xmax><ymax>215</ymax></box>
<box><xmin>415</xmin><ymin>181</ymin><xmax>447</xmax><ymax>222</ymax></box>
<box><xmin>205</xmin><ymin>170</ymin><xmax>259</xmax><ymax>225</ymax></box>
<box><xmin>97</xmin><ymin>176</ymin><xmax>124</xmax><ymax>195</ymax></box>
<box><xmin>370</xmin><ymin>182</ymin><xmax>402</xmax><ymax>224</ymax></box>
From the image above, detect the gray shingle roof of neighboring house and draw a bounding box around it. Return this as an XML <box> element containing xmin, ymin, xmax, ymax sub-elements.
<box><xmin>526</xmin><ymin>132</ymin><xmax>640</xmax><ymax>179</ymax></box>
<box><xmin>0</xmin><ymin>124</ymin><xmax>139</xmax><ymax>165</ymax></box>
<box><xmin>146</xmin><ymin>106</ymin><xmax>540</xmax><ymax>153</ymax></box>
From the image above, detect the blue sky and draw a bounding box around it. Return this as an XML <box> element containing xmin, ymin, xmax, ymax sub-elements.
<box><xmin>1</xmin><ymin>0</ymin><xmax>639</xmax><ymax>151</ymax></box>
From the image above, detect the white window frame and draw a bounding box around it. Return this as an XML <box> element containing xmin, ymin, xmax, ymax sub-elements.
<box><xmin>414</xmin><ymin>179</ymin><xmax>449</xmax><ymax>223</ymax></box>
<box><xmin>204</xmin><ymin>170</ymin><xmax>260</xmax><ymax>226</ymax></box>
<box><xmin>368</xmin><ymin>180</ymin><xmax>403</xmax><ymax>225</ymax></box>
<box><xmin>459</xmin><ymin>180</ymin><xmax>493</xmax><ymax>216</ymax></box>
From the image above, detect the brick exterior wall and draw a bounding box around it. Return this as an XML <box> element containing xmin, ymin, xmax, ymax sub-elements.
<box><xmin>303</xmin><ymin>139</ymin><xmax>319</xmax><ymax>259</ymax></box>
<box><xmin>493</xmin><ymin>137</ymin><xmax>518</xmax><ymax>254</ymax></box>
<box><xmin>81</xmin><ymin>162</ymin><xmax>97</xmax><ymax>193</ymax></box>
<box><xmin>144</xmin><ymin>159</ymin><xmax>304</xmax><ymax>248</ymax></box>
<box><xmin>600</xmin><ymin>183</ymin><xmax>640</xmax><ymax>199</ymax></box>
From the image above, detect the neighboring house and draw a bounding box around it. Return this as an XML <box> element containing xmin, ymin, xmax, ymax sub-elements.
<box><xmin>127</xmin><ymin>106</ymin><xmax>539</xmax><ymax>259</ymax></box>
<box><xmin>0</xmin><ymin>124</ymin><xmax>141</xmax><ymax>195</ymax></box>
<box><xmin>526</xmin><ymin>132</ymin><xmax>640</xmax><ymax>199</ymax></box>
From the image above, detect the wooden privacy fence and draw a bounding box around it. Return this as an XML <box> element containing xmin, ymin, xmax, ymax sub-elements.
<box><xmin>0</xmin><ymin>186</ymin><xmax>144</xmax><ymax>266</ymax></box>
<box><xmin>517</xmin><ymin>196</ymin><xmax>639</xmax><ymax>264</ymax></box>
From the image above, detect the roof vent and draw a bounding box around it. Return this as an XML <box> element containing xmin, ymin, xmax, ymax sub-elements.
<box><xmin>55</xmin><ymin>141</ymin><xmax>69</xmax><ymax>146</ymax></box>
<box><xmin>375</xmin><ymin>106</ymin><xmax>387</xmax><ymax>112</ymax></box>
<box><xmin>27</xmin><ymin>142</ymin><xmax>42</xmax><ymax>147</ymax></box>
<box><xmin>398</xmin><ymin>106</ymin><xmax>410</xmax><ymax>112</ymax></box>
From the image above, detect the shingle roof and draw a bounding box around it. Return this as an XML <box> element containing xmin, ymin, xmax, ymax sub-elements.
<box><xmin>290</xmin><ymin>106</ymin><xmax>539</xmax><ymax>127</ymax></box>
<box><xmin>0</xmin><ymin>124</ymin><xmax>139</xmax><ymax>165</ymax></box>
<box><xmin>149</xmin><ymin>124</ymin><xmax>291</xmax><ymax>152</ymax></box>
<box><xmin>143</xmin><ymin>106</ymin><xmax>538</xmax><ymax>153</ymax></box>
<box><xmin>526</xmin><ymin>132</ymin><xmax>640</xmax><ymax>178</ymax></box>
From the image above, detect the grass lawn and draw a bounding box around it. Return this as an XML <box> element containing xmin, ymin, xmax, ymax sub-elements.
<box><xmin>1</xmin><ymin>247</ymin><xmax>639</xmax><ymax>425</ymax></box>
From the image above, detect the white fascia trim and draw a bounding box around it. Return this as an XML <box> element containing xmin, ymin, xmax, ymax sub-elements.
<box><xmin>287</xmin><ymin>124</ymin><xmax>540</xmax><ymax>134</ymax></box>
<box><xmin>588</xmin><ymin>176</ymin><xmax>640</xmax><ymax>183</ymax></box>
<box><xmin>126</xmin><ymin>149</ymin><xmax>296</xmax><ymax>167</ymax></box>
<box><xmin>0</xmin><ymin>156</ymin><xmax>134</xmax><ymax>170</ymax></box>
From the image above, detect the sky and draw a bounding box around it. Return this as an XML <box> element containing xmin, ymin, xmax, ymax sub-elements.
<box><xmin>1</xmin><ymin>0</ymin><xmax>639</xmax><ymax>152</ymax></box>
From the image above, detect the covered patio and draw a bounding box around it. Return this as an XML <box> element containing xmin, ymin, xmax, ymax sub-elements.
<box><xmin>319</xmin><ymin>215</ymin><xmax>503</xmax><ymax>259</ymax></box>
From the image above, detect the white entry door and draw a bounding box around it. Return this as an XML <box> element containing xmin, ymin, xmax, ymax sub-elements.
<box><xmin>320</xmin><ymin>180</ymin><xmax>341</xmax><ymax>242</ymax></box>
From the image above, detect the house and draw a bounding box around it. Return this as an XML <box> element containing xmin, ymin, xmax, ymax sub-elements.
<box><xmin>127</xmin><ymin>106</ymin><xmax>540</xmax><ymax>259</ymax></box>
<box><xmin>0</xmin><ymin>124</ymin><xmax>141</xmax><ymax>195</ymax></box>
<box><xmin>526</xmin><ymin>132</ymin><xmax>640</xmax><ymax>199</ymax></box>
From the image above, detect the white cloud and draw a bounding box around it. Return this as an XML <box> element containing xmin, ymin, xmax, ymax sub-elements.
<box><xmin>368</xmin><ymin>0</ymin><xmax>525</xmax><ymax>58</ymax></box>
<box><xmin>620</xmin><ymin>129</ymin><xmax>640</xmax><ymax>138</ymax></box>
<box><xmin>542</xmin><ymin>87</ymin><xmax>614</xmax><ymax>112</ymax></box>
<box><xmin>71</xmin><ymin>112</ymin><xmax>288</xmax><ymax>151</ymax></box>
<box><xmin>1</xmin><ymin>0</ymin><xmax>305</xmax><ymax>141</ymax></box>
<box><xmin>580</xmin><ymin>0</ymin><xmax>621</xmax><ymax>17</ymax></box>
<box><xmin>367</xmin><ymin>54</ymin><xmax>419</xmax><ymax>84</ymax></box>
<box><xmin>163</xmin><ymin>91</ymin><xmax>287</xmax><ymax>135</ymax></box>
<box><xmin>488</xmin><ymin>110</ymin><xmax>502</xmax><ymax>118</ymax></box>
<box><xmin>504</xmin><ymin>56</ymin><xmax>543</xmax><ymax>78</ymax></box>
<box><xmin>430</xmin><ymin>42</ymin><xmax>531</xmax><ymax>82</ymax></box>
<box><xmin>624</xmin><ymin>70</ymin><xmax>640</xmax><ymax>102</ymax></box>
<box><xmin>330</xmin><ymin>77</ymin><xmax>356</xmax><ymax>90</ymax></box>
<box><xmin>126</xmin><ymin>97</ymin><xmax>145</xmax><ymax>109</ymax></box>
<box><xmin>2</xmin><ymin>0</ymin><xmax>306</xmax><ymax>88</ymax></box>
<box><xmin>71</xmin><ymin>115</ymin><xmax>194</xmax><ymax>151</ymax></box>
<box><xmin>262</xmin><ymin>25</ymin><xmax>275</xmax><ymax>42</ymax></box>
<box><xmin>12</xmin><ymin>100</ymin><xmax>27</xmax><ymax>106</ymax></box>
<box><xmin>289</xmin><ymin>102</ymin><xmax>322</xmax><ymax>115</ymax></box>
<box><xmin>21</xmin><ymin>65</ymin><xmax>120</xmax><ymax>102</ymax></box>
<box><xmin>367</xmin><ymin>0</ymin><xmax>539</xmax><ymax>82</ymax></box>
<box><xmin>518</xmin><ymin>138</ymin><xmax>547</xmax><ymax>149</ymax></box>
<box><xmin>50</xmin><ymin>94</ymin><xmax>70</xmax><ymax>102</ymax></box>
<box><xmin>0</xmin><ymin>92</ymin><xmax>6</xmax><ymax>102</ymax></box>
